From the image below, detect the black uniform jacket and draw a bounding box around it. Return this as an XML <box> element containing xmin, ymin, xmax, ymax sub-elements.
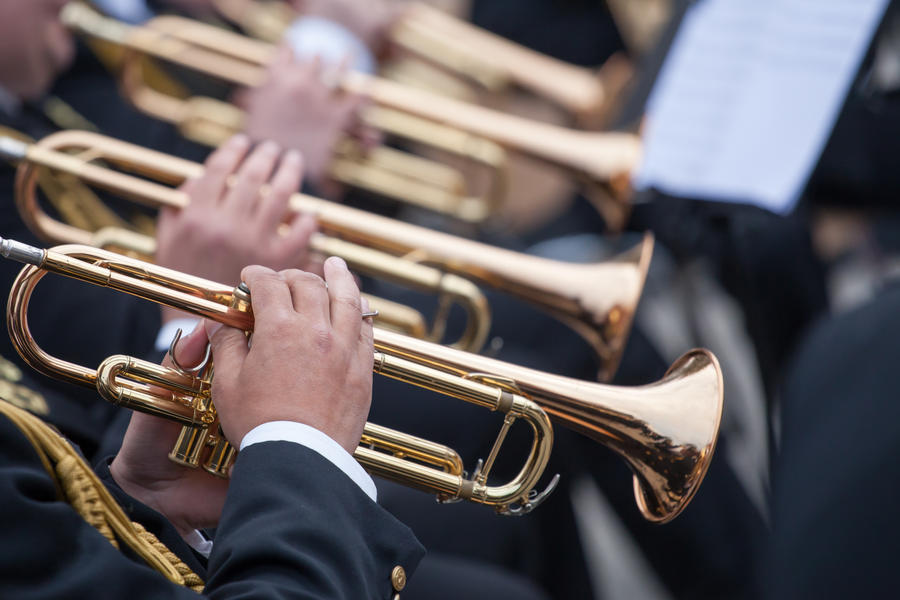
<box><xmin>0</xmin><ymin>407</ymin><xmax>424</xmax><ymax>599</ymax></box>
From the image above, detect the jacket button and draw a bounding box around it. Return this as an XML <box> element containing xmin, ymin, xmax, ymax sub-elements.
<box><xmin>391</xmin><ymin>565</ymin><xmax>407</xmax><ymax>591</ymax></box>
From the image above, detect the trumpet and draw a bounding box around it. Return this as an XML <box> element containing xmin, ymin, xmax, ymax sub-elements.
<box><xmin>1</xmin><ymin>130</ymin><xmax>651</xmax><ymax>381</ymax></box>
<box><xmin>61</xmin><ymin>3</ymin><xmax>642</xmax><ymax>227</ymax></box>
<box><xmin>211</xmin><ymin>0</ymin><xmax>632</xmax><ymax>125</ymax></box>
<box><xmin>0</xmin><ymin>134</ymin><xmax>489</xmax><ymax>351</ymax></box>
<box><xmin>0</xmin><ymin>237</ymin><xmax>723</xmax><ymax>521</ymax></box>
<box><xmin>65</xmin><ymin>2</ymin><xmax>508</xmax><ymax>224</ymax></box>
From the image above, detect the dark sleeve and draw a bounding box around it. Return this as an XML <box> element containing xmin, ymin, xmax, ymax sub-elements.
<box><xmin>206</xmin><ymin>441</ymin><xmax>425</xmax><ymax>600</ymax></box>
<box><xmin>0</xmin><ymin>417</ymin><xmax>424</xmax><ymax>599</ymax></box>
<box><xmin>0</xmin><ymin>414</ymin><xmax>206</xmax><ymax>599</ymax></box>
<box><xmin>762</xmin><ymin>284</ymin><xmax>900</xmax><ymax>598</ymax></box>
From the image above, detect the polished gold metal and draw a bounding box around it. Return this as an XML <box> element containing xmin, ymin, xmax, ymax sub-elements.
<box><xmin>62</xmin><ymin>2</ymin><xmax>507</xmax><ymax>224</ymax></box>
<box><xmin>212</xmin><ymin>0</ymin><xmax>631</xmax><ymax>125</ymax></box>
<box><xmin>60</xmin><ymin>3</ymin><xmax>642</xmax><ymax>225</ymax></box>
<box><xmin>0</xmin><ymin>135</ymin><xmax>489</xmax><ymax>351</ymax></box>
<box><xmin>2</xmin><ymin>130</ymin><xmax>651</xmax><ymax>380</ymax></box>
<box><xmin>1</xmin><ymin>238</ymin><xmax>723</xmax><ymax>521</ymax></box>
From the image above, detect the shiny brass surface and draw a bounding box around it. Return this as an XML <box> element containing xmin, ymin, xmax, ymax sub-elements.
<box><xmin>5</xmin><ymin>130</ymin><xmax>650</xmax><ymax>380</ymax></box>
<box><xmin>61</xmin><ymin>3</ymin><xmax>641</xmax><ymax>223</ymax></box>
<box><xmin>2</xmin><ymin>132</ymin><xmax>490</xmax><ymax>351</ymax></box>
<box><xmin>391</xmin><ymin>3</ymin><xmax>623</xmax><ymax>123</ymax></box>
<box><xmin>62</xmin><ymin>2</ymin><xmax>508</xmax><ymax>224</ymax></box>
<box><xmin>1</xmin><ymin>238</ymin><xmax>723</xmax><ymax>521</ymax></box>
<box><xmin>213</xmin><ymin>0</ymin><xmax>625</xmax><ymax>124</ymax></box>
<box><xmin>2</xmin><ymin>241</ymin><xmax>552</xmax><ymax>513</ymax></box>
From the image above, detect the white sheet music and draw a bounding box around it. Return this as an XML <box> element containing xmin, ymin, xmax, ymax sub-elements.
<box><xmin>632</xmin><ymin>0</ymin><xmax>890</xmax><ymax>214</ymax></box>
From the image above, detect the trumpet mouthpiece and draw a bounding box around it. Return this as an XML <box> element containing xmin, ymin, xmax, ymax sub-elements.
<box><xmin>0</xmin><ymin>237</ymin><xmax>44</xmax><ymax>267</ymax></box>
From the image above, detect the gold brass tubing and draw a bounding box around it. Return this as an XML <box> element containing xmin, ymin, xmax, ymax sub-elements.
<box><xmin>135</xmin><ymin>8</ymin><xmax>640</xmax><ymax>182</ymax></box>
<box><xmin>211</xmin><ymin>0</ymin><xmax>296</xmax><ymax>43</ymax></box>
<box><xmin>211</xmin><ymin>0</ymin><xmax>614</xmax><ymax>122</ymax></box>
<box><xmin>4</xmin><ymin>241</ymin><xmax>552</xmax><ymax>512</ymax></box>
<box><xmin>2</xmin><ymin>239</ymin><xmax>723</xmax><ymax>521</ymax></box>
<box><xmin>372</xmin><ymin>329</ymin><xmax>724</xmax><ymax>522</ymax></box>
<box><xmin>62</xmin><ymin>3</ymin><xmax>507</xmax><ymax>224</ymax></box>
<box><xmin>359</xmin><ymin>422</ymin><xmax>464</xmax><ymax>477</ymax></box>
<box><xmin>61</xmin><ymin>4</ymin><xmax>639</xmax><ymax>217</ymax></box>
<box><xmin>6</xmin><ymin>130</ymin><xmax>649</xmax><ymax>380</ymax></box>
<box><xmin>3</xmin><ymin>135</ymin><xmax>490</xmax><ymax>351</ymax></box>
<box><xmin>394</xmin><ymin>3</ymin><xmax>610</xmax><ymax>120</ymax></box>
<box><xmin>361</xmin><ymin>294</ymin><xmax>427</xmax><ymax>340</ymax></box>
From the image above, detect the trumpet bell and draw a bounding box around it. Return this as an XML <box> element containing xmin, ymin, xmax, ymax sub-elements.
<box><xmin>622</xmin><ymin>350</ymin><xmax>723</xmax><ymax>522</ymax></box>
<box><xmin>372</xmin><ymin>327</ymin><xmax>724</xmax><ymax>523</ymax></box>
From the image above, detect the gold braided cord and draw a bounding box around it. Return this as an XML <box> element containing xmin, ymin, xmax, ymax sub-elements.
<box><xmin>0</xmin><ymin>399</ymin><xmax>205</xmax><ymax>592</ymax></box>
<box><xmin>131</xmin><ymin>521</ymin><xmax>206</xmax><ymax>592</ymax></box>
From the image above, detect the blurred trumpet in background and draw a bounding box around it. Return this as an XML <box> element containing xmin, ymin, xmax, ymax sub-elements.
<box><xmin>62</xmin><ymin>2</ymin><xmax>643</xmax><ymax>228</ymax></box>
<box><xmin>1</xmin><ymin>130</ymin><xmax>651</xmax><ymax>381</ymax></box>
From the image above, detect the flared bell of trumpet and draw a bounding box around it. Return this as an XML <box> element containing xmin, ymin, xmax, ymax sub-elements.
<box><xmin>374</xmin><ymin>329</ymin><xmax>723</xmax><ymax>523</ymax></box>
<box><xmin>1</xmin><ymin>238</ymin><xmax>723</xmax><ymax>521</ymax></box>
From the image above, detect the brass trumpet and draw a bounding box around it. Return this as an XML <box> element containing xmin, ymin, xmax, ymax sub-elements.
<box><xmin>65</xmin><ymin>2</ymin><xmax>508</xmax><ymax>224</ymax></box>
<box><xmin>0</xmin><ymin>237</ymin><xmax>723</xmax><ymax>521</ymax></box>
<box><xmin>211</xmin><ymin>0</ymin><xmax>632</xmax><ymax>125</ymax></box>
<box><xmin>61</xmin><ymin>3</ymin><xmax>642</xmax><ymax>227</ymax></box>
<box><xmin>1</xmin><ymin>130</ymin><xmax>651</xmax><ymax>381</ymax></box>
<box><xmin>0</xmin><ymin>132</ymin><xmax>490</xmax><ymax>351</ymax></box>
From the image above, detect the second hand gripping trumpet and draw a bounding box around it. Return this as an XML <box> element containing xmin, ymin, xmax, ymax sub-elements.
<box><xmin>1</xmin><ymin>237</ymin><xmax>723</xmax><ymax>522</ymax></box>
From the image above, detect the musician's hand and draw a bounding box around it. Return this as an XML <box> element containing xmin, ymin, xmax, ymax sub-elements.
<box><xmin>290</xmin><ymin>0</ymin><xmax>408</xmax><ymax>55</ymax></box>
<box><xmin>237</xmin><ymin>47</ymin><xmax>376</xmax><ymax>188</ymax></box>
<box><xmin>206</xmin><ymin>261</ymin><xmax>374</xmax><ymax>454</ymax></box>
<box><xmin>156</xmin><ymin>135</ymin><xmax>319</xmax><ymax>323</ymax></box>
<box><xmin>109</xmin><ymin>323</ymin><xmax>230</xmax><ymax>537</ymax></box>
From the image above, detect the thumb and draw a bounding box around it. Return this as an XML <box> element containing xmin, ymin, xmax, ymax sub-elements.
<box><xmin>205</xmin><ymin>319</ymin><xmax>250</xmax><ymax>377</ymax></box>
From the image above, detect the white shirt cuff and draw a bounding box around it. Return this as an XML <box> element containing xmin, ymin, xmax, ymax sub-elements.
<box><xmin>182</xmin><ymin>529</ymin><xmax>213</xmax><ymax>558</ymax></box>
<box><xmin>155</xmin><ymin>318</ymin><xmax>201</xmax><ymax>353</ymax></box>
<box><xmin>284</xmin><ymin>16</ymin><xmax>377</xmax><ymax>75</ymax></box>
<box><xmin>240</xmin><ymin>421</ymin><xmax>377</xmax><ymax>502</ymax></box>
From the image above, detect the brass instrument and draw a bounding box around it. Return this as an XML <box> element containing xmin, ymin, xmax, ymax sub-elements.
<box><xmin>0</xmin><ymin>236</ymin><xmax>723</xmax><ymax>521</ymax></box>
<box><xmin>212</xmin><ymin>0</ymin><xmax>633</xmax><ymax>126</ymax></box>
<box><xmin>61</xmin><ymin>3</ymin><xmax>642</xmax><ymax>227</ymax></box>
<box><xmin>1</xmin><ymin>130</ymin><xmax>651</xmax><ymax>381</ymax></box>
<box><xmin>0</xmin><ymin>136</ymin><xmax>488</xmax><ymax>352</ymax></box>
<box><xmin>65</xmin><ymin>2</ymin><xmax>507</xmax><ymax>224</ymax></box>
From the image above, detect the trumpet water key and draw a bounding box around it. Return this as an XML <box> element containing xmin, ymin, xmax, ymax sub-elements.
<box><xmin>1</xmin><ymin>130</ymin><xmax>651</xmax><ymax>381</ymax></box>
<box><xmin>1</xmin><ymin>238</ymin><xmax>723</xmax><ymax>522</ymax></box>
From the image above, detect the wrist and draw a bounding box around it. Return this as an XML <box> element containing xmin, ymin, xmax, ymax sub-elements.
<box><xmin>108</xmin><ymin>457</ymin><xmax>196</xmax><ymax>540</ymax></box>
